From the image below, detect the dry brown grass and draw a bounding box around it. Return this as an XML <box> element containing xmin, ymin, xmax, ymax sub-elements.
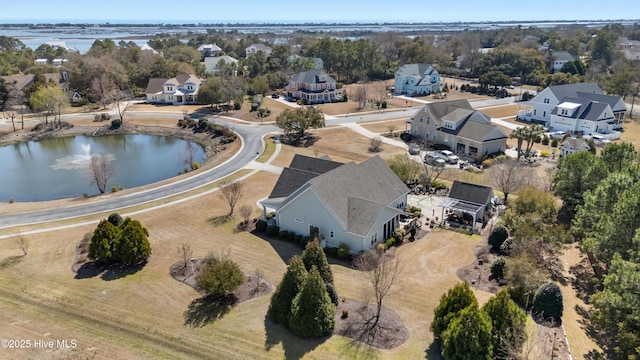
<box><xmin>475</xmin><ymin>104</ymin><xmax>519</xmax><ymax>118</ymax></box>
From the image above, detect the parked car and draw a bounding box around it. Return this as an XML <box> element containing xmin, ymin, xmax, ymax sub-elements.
<box><xmin>408</xmin><ymin>143</ymin><xmax>421</xmax><ymax>155</ymax></box>
<box><xmin>591</xmin><ymin>135</ymin><xmax>611</xmax><ymax>144</ymax></box>
<box><xmin>424</xmin><ymin>152</ymin><xmax>446</xmax><ymax>167</ymax></box>
<box><xmin>438</xmin><ymin>150</ymin><xmax>459</xmax><ymax>164</ymax></box>
<box><xmin>271</xmin><ymin>93</ymin><xmax>280</xmax><ymax>99</ymax></box>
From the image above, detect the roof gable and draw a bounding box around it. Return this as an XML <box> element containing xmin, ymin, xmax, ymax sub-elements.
<box><xmin>289</xmin><ymin>154</ymin><xmax>342</xmax><ymax>174</ymax></box>
<box><xmin>547</xmin><ymin>83</ymin><xmax>603</xmax><ymax>100</ymax></box>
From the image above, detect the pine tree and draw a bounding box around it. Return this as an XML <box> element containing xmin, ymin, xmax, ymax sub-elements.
<box><xmin>115</xmin><ymin>218</ymin><xmax>151</xmax><ymax>265</ymax></box>
<box><xmin>482</xmin><ymin>289</ymin><xmax>527</xmax><ymax>358</ymax></box>
<box><xmin>268</xmin><ymin>256</ymin><xmax>308</xmax><ymax>325</ymax></box>
<box><xmin>301</xmin><ymin>239</ymin><xmax>333</xmax><ymax>285</ymax></box>
<box><xmin>431</xmin><ymin>282</ymin><xmax>478</xmax><ymax>340</ymax></box>
<box><xmin>289</xmin><ymin>266</ymin><xmax>336</xmax><ymax>338</ymax></box>
<box><xmin>88</xmin><ymin>219</ymin><xmax>121</xmax><ymax>264</ymax></box>
<box><xmin>441</xmin><ymin>303</ymin><xmax>493</xmax><ymax>360</ymax></box>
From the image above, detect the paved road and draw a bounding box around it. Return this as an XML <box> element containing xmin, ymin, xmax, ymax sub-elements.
<box><xmin>0</xmin><ymin>115</ymin><xmax>278</xmax><ymax>229</ymax></box>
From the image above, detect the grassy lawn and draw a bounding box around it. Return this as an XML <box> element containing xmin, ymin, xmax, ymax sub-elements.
<box><xmin>475</xmin><ymin>104</ymin><xmax>519</xmax><ymax>118</ymax></box>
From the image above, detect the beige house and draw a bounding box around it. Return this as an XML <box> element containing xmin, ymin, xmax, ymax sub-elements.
<box><xmin>559</xmin><ymin>138</ymin><xmax>591</xmax><ymax>157</ymax></box>
<box><xmin>260</xmin><ymin>155</ymin><xmax>409</xmax><ymax>253</ymax></box>
<box><xmin>410</xmin><ymin>100</ymin><xmax>507</xmax><ymax>159</ymax></box>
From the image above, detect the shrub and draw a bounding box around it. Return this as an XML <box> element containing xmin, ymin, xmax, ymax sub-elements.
<box><xmin>385</xmin><ymin>237</ymin><xmax>396</xmax><ymax>249</ymax></box>
<box><xmin>541</xmin><ymin>135</ymin><xmax>549</xmax><ymax>145</ymax></box>
<box><xmin>488</xmin><ymin>225</ymin><xmax>509</xmax><ymax>252</ymax></box>
<box><xmin>279</xmin><ymin>230</ymin><xmax>289</xmax><ymax>240</ymax></box>
<box><xmin>500</xmin><ymin>238</ymin><xmax>512</xmax><ymax>254</ymax></box>
<box><xmin>111</xmin><ymin>186</ymin><xmax>118</xmax><ymax>193</ymax></box>
<box><xmin>551</xmin><ymin>138</ymin><xmax>558</xmax><ymax>148</ymax></box>
<box><xmin>324</xmin><ymin>247</ymin><xmax>338</xmax><ymax>257</ymax></box>
<box><xmin>266</xmin><ymin>225</ymin><xmax>279</xmax><ymax>237</ymax></box>
<box><xmin>491</xmin><ymin>256</ymin><xmax>506</xmax><ymax>280</ymax></box>
<box><xmin>381</xmin><ymin>101</ymin><xmax>387</xmax><ymax>109</ymax></box>
<box><xmin>268</xmin><ymin>256</ymin><xmax>307</xmax><ymax>325</ymax></box>
<box><xmin>255</xmin><ymin>219</ymin><xmax>267</xmax><ymax>232</ymax></box>
<box><xmin>233</xmin><ymin>101</ymin><xmax>241</xmax><ymax>110</ymax></box>
<box><xmin>337</xmin><ymin>242</ymin><xmax>350</xmax><ymax>259</ymax></box>
<box><xmin>196</xmin><ymin>252</ymin><xmax>244</xmax><ymax>297</ymax></box>
<box><xmin>412</xmin><ymin>210</ymin><xmax>422</xmax><ymax>218</ymax></box>
<box><xmin>532</xmin><ymin>282</ymin><xmax>563</xmax><ymax>322</ymax></box>
<box><xmin>110</xmin><ymin>119</ymin><xmax>122</xmax><ymax>129</ymax></box>
<box><xmin>89</xmin><ymin>216</ymin><xmax>150</xmax><ymax>266</ymax></box>
<box><xmin>295</xmin><ymin>234</ymin><xmax>303</xmax><ymax>245</ymax></box>
<box><xmin>287</xmin><ymin>231</ymin><xmax>296</xmax><ymax>242</ymax></box>
<box><xmin>107</xmin><ymin>213</ymin><xmax>124</xmax><ymax>226</ymax></box>
<box><xmin>376</xmin><ymin>243</ymin><xmax>386</xmax><ymax>252</ymax></box>
<box><xmin>301</xmin><ymin>240</ymin><xmax>334</xmax><ymax>285</ymax></box>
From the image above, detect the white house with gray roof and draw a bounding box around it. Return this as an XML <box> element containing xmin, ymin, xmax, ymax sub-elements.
<box><xmin>286</xmin><ymin>69</ymin><xmax>343</xmax><ymax>104</ymax></box>
<box><xmin>145</xmin><ymin>73</ymin><xmax>202</xmax><ymax>105</ymax></box>
<box><xmin>517</xmin><ymin>83</ymin><xmax>626</xmax><ymax>130</ymax></box>
<box><xmin>559</xmin><ymin>138</ymin><xmax>591</xmax><ymax>157</ymax></box>
<box><xmin>245</xmin><ymin>43</ymin><xmax>272</xmax><ymax>57</ymax></box>
<box><xmin>411</xmin><ymin>100</ymin><xmax>507</xmax><ymax>159</ymax></box>
<box><xmin>203</xmin><ymin>55</ymin><xmax>238</xmax><ymax>75</ymax></box>
<box><xmin>551</xmin><ymin>50</ymin><xmax>578</xmax><ymax>72</ymax></box>
<box><xmin>549</xmin><ymin>97</ymin><xmax>617</xmax><ymax>135</ymax></box>
<box><xmin>394</xmin><ymin>64</ymin><xmax>442</xmax><ymax>96</ymax></box>
<box><xmin>260</xmin><ymin>155</ymin><xmax>409</xmax><ymax>253</ymax></box>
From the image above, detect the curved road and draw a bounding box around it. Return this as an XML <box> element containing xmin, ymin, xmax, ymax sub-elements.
<box><xmin>0</xmin><ymin>115</ymin><xmax>278</xmax><ymax>229</ymax></box>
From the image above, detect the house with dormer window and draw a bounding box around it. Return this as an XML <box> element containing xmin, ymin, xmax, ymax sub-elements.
<box><xmin>517</xmin><ymin>83</ymin><xmax>625</xmax><ymax>127</ymax></box>
<box><xmin>394</xmin><ymin>64</ymin><xmax>442</xmax><ymax>96</ymax></box>
<box><xmin>286</xmin><ymin>69</ymin><xmax>343</xmax><ymax>104</ymax></box>
<box><xmin>410</xmin><ymin>100</ymin><xmax>507</xmax><ymax>159</ymax></box>
<box><xmin>549</xmin><ymin>97</ymin><xmax>618</xmax><ymax>135</ymax></box>
<box><xmin>145</xmin><ymin>74</ymin><xmax>202</xmax><ymax>105</ymax></box>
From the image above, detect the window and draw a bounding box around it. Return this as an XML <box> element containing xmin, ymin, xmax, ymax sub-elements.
<box><xmin>534</xmin><ymin>109</ymin><xmax>537</xmax><ymax>116</ymax></box>
<box><xmin>330</xmin><ymin>231</ymin><xmax>334</xmax><ymax>238</ymax></box>
<box><xmin>544</xmin><ymin>98</ymin><xmax>549</xmax><ymax>104</ymax></box>
<box><xmin>543</xmin><ymin>111</ymin><xmax>546</xmax><ymax>117</ymax></box>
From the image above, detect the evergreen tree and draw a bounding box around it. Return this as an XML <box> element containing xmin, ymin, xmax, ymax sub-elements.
<box><xmin>441</xmin><ymin>303</ymin><xmax>493</xmax><ymax>360</ymax></box>
<box><xmin>532</xmin><ymin>282</ymin><xmax>563</xmax><ymax>322</ymax></box>
<box><xmin>482</xmin><ymin>289</ymin><xmax>527</xmax><ymax>358</ymax></box>
<box><xmin>289</xmin><ymin>267</ymin><xmax>336</xmax><ymax>338</ymax></box>
<box><xmin>431</xmin><ymin>282</ymin><xmax>478</xmax><ymax>340</ymax></box>
<box><xmin>196</xmin><ymin>252</ymin><xmax>243</xmax><ymax>297</ymax></box>
<box><xmin>114</xmin><ymin>218</ymin><xmax>151</xmax><ymax>265</ymax></box>
<box><xmin>301</xmin><ymin>239</ymin><xmax>334</xmax><ymax>286</ymax></box>
<box><xmin>88</xmin><ymin>219</ymin><xmax>121</xmax><ymax>264</ymax></box>
<box><xmin>268</xmin><ymin>256</ymin><xmax>307</xmax><ymax>325</ymax></box>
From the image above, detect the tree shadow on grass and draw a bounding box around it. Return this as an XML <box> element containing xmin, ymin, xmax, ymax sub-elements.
<box><xmin>424</xmin><ymin>341</ymin><xmax>443</xmax><ymax>359</ymax></box>
<box><xmin>0</xmin><ymin>255</ymin><xmax>24</xmax><ymax>269</ymax></box>
<box><xmin>183</xmin><ymin>294</ymin><xmax>237</xmax><ymax>328</ymax></box>
<box><xmin>74</xmin><ymin>261</ymin><xmax>146</xmax><ymax>281</ymax></box>
<box><xmin>208</xmin><ymin>214</ymin><xmax>232</xmax><ymax>227</ymax></box>
<box><xmin>264</xmin><ymin>314</ymin><xmax>328</xmax><ymax>360</ymax></box>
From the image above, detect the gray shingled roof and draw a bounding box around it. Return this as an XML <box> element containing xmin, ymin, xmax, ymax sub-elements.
<box><xmin>289</xmin><ymin>69</ymin><xmax>335</xmax><ymax>84</ymax></box>
<box><xmin>560</xmin><ymin>138</ymin><xmax>590</xmax><ymax>151</ymax></box>
<box><xmin>553</xmin><ymin>97</ymin><xmax>610</xmax><ymax>121</ymax></box>
<box><xmin>547</xmin><ymin>83</ymin><xmax>603</xmax><ymax>100</ymax></box>
<box><xmin>347</xmin><ymin>197</ymin><xmax>387</xmax><ymax>236</ymax></box>
<box><xmin>448</xmin><ymin>181</ymin><xmax>493</xmax><ymax>205</ymax></box>
<box><xmin>268</xmin><ymin>154</ymin><xmax>342</xmax><ymax>199</ymax></box>
<box><xmin>395</xmin><ymin>64</ymin><xmax>439</xmax><ymax>77</ymax></box>
<box><xmin>308</xmin><ymin>156</ymin><xmax>408</xmax><ymax>235</ymax></box>
<box><xmin>145</xmin><ymin>78</ymin><xmax>166</xmax><ymax>94</ymax></box>
<box><xmin>457</xmin><ymin>112</ymin><xmax>507</xmax><ymax>142</ymax></box>
<box><xmin>552</xmin><ymin>50</ymin><xmax>577</xmax><ymax>62</ymax></box>
<box><xmin>576</xmin><ymin>91</ymin><xmax>625</xmax><ymax>112</ymax></box>
<box><xmin>413</xmin><ymin>99</ymin><xmax>472</xmax><ymax>126</ymax></box>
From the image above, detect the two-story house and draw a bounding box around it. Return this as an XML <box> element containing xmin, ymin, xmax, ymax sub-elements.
<box><xmin>197</xmin><ymin>43</ymin><xmax>222</xmax><ymax>59</ymax></box>
<box><xmin>549</xmin><ymin>97</ymin><xmax>617</xmax><ymax>135</ymax></box>
<box><xmin>410</xmin><ymin>100</ymin><xmax>507</xmax><ymax>159</ymax></box>
<box><xmin>394</xmin><ymin>64</ymin><xmax>442</xmax><ymax>96</ymax></box>
<box><xmin>245</xmin><ymin>43</ymin><xmax>272</xmax><ymax>57</ymax></box>
<box><xmin>260</xmin><ymin>155</ymin><xmax>409</xmax><ymax>253</ymax></box>
<box><xmin>203</xmin><ymin>55</ymin><xmax>238</xmax><ymax>75</ymax></box>
<box><xmin>551</xmin><ymin>50</ymin><xmax>578</xmax><ymax>73</ymax></box>
<box><xmin>517</xmin><ymin>83</ymin><xmax>626</xmax><ymax>127</ymax></box>
<box><xmin>145</xmin><ymin>74</ymin><xmax>202</xmax><ymax>105</ymax></box>
<box><xmin>286</xmin><ymin>69</ymin><xmax>343</xmax><ymax>104</ymax></box>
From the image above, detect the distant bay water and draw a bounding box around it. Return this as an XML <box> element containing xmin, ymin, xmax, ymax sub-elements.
<box><xmin>1</xmin><ymin>20</ymin><xmax>631</xmax><ymax>54</ymax></box>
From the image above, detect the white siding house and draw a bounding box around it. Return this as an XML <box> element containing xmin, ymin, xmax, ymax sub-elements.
<box><xmin>394</xmin><ymin>64</ymin><xmax>442</xmax><ymax>96</ymax></box>
<box><xmin>145</xmin><ymin>74</ymin><xmax>202</xmax><ymax>105</ymax></box>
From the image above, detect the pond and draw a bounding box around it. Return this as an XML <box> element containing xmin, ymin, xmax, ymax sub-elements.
<box><xmin>0</xmin><ymin>134</ymin><xmax>205</xmax><ymax>202</ymax></box>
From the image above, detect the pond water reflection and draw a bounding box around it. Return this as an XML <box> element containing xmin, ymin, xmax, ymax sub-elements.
<box><xmin>0</xmin><ymin>134</ymin><xmax>205</xmax><ymax>202</ymax></box>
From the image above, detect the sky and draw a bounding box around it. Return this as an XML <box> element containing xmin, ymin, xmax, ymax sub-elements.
<box><xmin>0</xmin><ymin>0</ymin><xmax>638</xmax><ymax>24</ymax></box>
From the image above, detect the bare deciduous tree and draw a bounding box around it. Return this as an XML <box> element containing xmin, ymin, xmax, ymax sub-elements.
<box><xmin>490</xmin><ymin>159</ymin><xmax>530</xmax><ymax>204</ymax></box>
<box><xmin>86</xmin><ymin>154</ymin><xmax>118</xmax><ymax>194</ymax></box>
<box><xmin>354</xmin><ymin>251</ymin><xmax>401</xmax><ymax>337</ymax></box>
<box><xmin>420</xmin><ymin>161</ymin><xmax>446</xmax><ymax>191</ymax></box>
<box><xmin>177</xmin><ymin>243</ymin><xmax>193</xmax><ymax>269</ymax></box>
<box><xmin>108</xmin><ymin>89</ymin><xmax>131</xmax><ymax>123</ymax></box>
<box><xmin>219</xmin><ymin>180</ymin><xmax>244</xmax><ymax>216</ymax></box>
<box><xmin>179</xmin><ymin>140</ymin><xmax>199</xmax><ymax>171</ymax></box>
<box><xmin>90</xmin><ymin>73</ymin><xmax>116</xmax><ymax>110</ymax></box>
<box><xmin>13</xmin><ymin>235</ymin><xmax>28</xmax><ymax>256</ymax></box>
<box><xmin>254</xmin><ymin>269</ymin><xmax>264</xmax><ymax>293</ymax></box>
<box><xmin>353</xmin><ymin>81</ymin><xmax>368</xmax><ymax>110</ymax></box>
<box><xmin>368</xmin><ymin>136</ymin><xmax>383</xmax><ymax>153</ymax></box>
<box><xmin>239</xmin><ymin>205</ymin><xmax>253</xmax><ymax>224</ymax></box>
